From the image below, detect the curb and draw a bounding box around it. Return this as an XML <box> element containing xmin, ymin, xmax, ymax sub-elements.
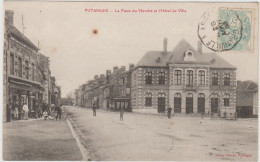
<box><xmin>66</xmin><ymin>118</ymin><xmax>90</xmax><ymax>161</ymax></box>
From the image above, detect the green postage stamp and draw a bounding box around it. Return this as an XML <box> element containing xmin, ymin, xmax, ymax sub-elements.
<box><xmin>198</xmin><ymin>7</ymin><xmax>255</xmax><ymax>53</ymax></box>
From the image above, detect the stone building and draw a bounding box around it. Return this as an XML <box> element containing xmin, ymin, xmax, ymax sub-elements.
<box><xmin>131</xmin><ymin>38</ymin><xmax>237</xmax><ymax>117</ymax></box>
<box><xmin>109</xmin><ymin>65</ymin><xmax>134</xmax><ymax>112</ymax></box>
<box><xmin>3</xmin><ymin>10</ymin><xmax>60</xmax><ymax>122</ymax></box>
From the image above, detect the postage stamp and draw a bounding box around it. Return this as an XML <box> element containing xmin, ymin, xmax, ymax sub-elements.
<box><xmin>198</xmin><ymin>7</ymin><xmax>255</xmax><ymax>53</ymax></box>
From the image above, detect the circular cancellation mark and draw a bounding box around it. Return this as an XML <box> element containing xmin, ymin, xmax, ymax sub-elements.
<box><xmin>197</xmin><ymin>8</ymin><xmax>243</xmax><ymax>52</ymax></box>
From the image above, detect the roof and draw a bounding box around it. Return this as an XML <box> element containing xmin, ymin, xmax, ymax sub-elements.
<box><xmin>237</xmin><ymin>80</ymin><xmax>258</xmax><ymax>92</ymax></box>
<box><xmin>8</xmin><ymin>25</ymin><xmax>39</xmax><ymax>51</ymax></box>
<box><xmin>168</xmin><ymin>39</ymin><xmax>236</xmax><ymax>69</ymax></box>
<box><xmin>136</xmin><ymin>51</ymin><xmax>172</xmax><ymax>67</ymax></box>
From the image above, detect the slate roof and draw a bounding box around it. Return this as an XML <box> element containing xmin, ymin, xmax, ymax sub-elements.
<box><xmin>237</xmin><ymin>80</ymin><xmax>258</xmax><ymax>92</ymax></box>
<box><xmin>8</xmin><ymin>25</ymin><xmax>39</xmax><ymax>51</ymax></box>
<box><xmin>136</xmin><ymin>39</ymin><xmax>236</xmax><ymax>69</ymax></box>
<box><xmin>136</xmin><ymin>51</ymin><xmax>172</xmax><ymax>67</ymax></box>
<box><xmin>169</xmin><ymin>39</ymin><xmax>236</xmax><ymax>69</ymax></box>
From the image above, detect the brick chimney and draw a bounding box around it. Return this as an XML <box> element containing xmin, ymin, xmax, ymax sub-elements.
<box><xmin>113</xmin><ymin>66</ymin><xmax>119</xmax><ymax>74</ymax></box>
<box><xmin>198</xmin><ymin>41</ymin><xmax>202</xmax><ymax>54</ymax></box>
<box><xmin>5</xmin><ymin>10</ymin><xmax>14</xmax><ymax>26</ymax></box>
<box><xmin>129</xmin><ymin>63</ymin><xmax>134</xmax><ymax>70</ymax></box>
<box><xmin>120</xmin><ymin>66</ymin><xmax>126</xmax><ymax>72</ymax></box>
<box><xmin>94</xmin><ymin>75</ymin><xmax>99</xmax><ymax>80</ymax></box>
<box><xmin>163</xmin><ymin>37</ymin><xmax>168</xmax><ymax>54</ymax></box>
<box><xmin>106</xmin><ymin>70</ymin><xmax>111</xmax><ymax>76</ymax></box>
<box><xmin>100</xmin><ymin>74</ymin><xmax>105</xmax><ymax>78</ymax></box>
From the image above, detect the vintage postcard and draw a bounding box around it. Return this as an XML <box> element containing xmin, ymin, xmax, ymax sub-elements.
<box><xmin>2</xmin><ymin>1</ymin><xmax>259</xmax><ymax>161</ymax></box>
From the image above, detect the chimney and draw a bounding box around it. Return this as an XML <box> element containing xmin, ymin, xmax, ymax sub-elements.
<box><xmin>5</xmin><ymin>10</ymin><xmax>14</xmax><ymax>26</ymax></box>
<box><xmin>120</xmin><ymin>66</ymin><xmax>126</xmax><ymax>72</ymax></box>
<box><xmin>113</xmin><ymin>66</ymin><xmax>119</xmax><ymax>74</ymax></box>
<box><xmin>100</xmin><ymin>74</ymin><xmax>105</xmax><ymax>78</ymax></box>
<box><xmin>163</xmin><ymin>37</ymin><xmax>168</xmax><ymax>54</ymax></box>
<box><xmin>198</xmin><ymin>41</ymin><xmax>202</xmax><ymax>54</ymax></box>
<box><xmin>129</xmin><ymin>63</ymin><xmax>134</xmax><ymax>70</ymax></box>
<box><xmin>106</xmin><ymin>70</ymin><xmax>112</xmax><ymax>76</ymax></box>
<box><xmin>94</xmin><ymin>75</ymin><xmax>99</xmax><ymax>80</ymax></box>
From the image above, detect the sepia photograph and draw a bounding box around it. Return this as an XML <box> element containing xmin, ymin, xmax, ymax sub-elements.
<box><xmin>2</xmin><ymin>1</ymin><xmax>259</xmax><ymax>161</ymax></box>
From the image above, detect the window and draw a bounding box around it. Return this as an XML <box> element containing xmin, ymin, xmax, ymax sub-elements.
<box><xmin>122</xmin><ymin>77</ymin><xmax>125</xmax><ymax>85</ymax></box>
<box><xmin>18</xmin><ymin>57</ymin><xmax>22</xmax><ymax>77</ymax></box>
<box><xmin>198</xmin><ymin>70</ymin><xmax>205</xmax><ymax>85</ymax></box>
<box><xmin>121</xmin><ymin>89</ymin><xmax>125</xmax><ymax>95</ymax></box>
<box><xmin>145</xmin><ymin>72</ymin><xmax>152</xmax><ymax>84</ymax></box>
<box><xmin>145</xmin><ymin>93</ymin><xmax>152</xmax><ymax>106</ymax></box>
<box><xmin>224</xmin><ymin>94</ymin><xmax>230</xmax><ymax>106</ymax></box>
<box><xmin>187</xmin><ymin>70</ymin><xmax>193</xmax><ymax>86</ymax></box>
<box><xmin>10</xmin><ymin>53</ymin><xmax>14</xmax><ymax>75</ymax></box>
<box><xmin>212</xmin><ymin>73</ymin><xmax>218</xmax><ymax>85</ymax></box>
<box><xmin>25</xmin><ymin>60</ymin><xmax>29</xmax><ymax>79</ymax></box>
<box><xmin>32</xmin><ymin>63</ymin><xmax>35</xmax><ymax>81</ymax></box>
<box><xmin>158</xmin><ymin>72</ymin><xmax>165</xmax><ymax>85</ymax></box>
<box><xmin>174</xmin><ymin>93</ymin><xmax>181</xmax><ymax>113</ymax></box>
<box><xmin>224</xmin><ymin>73</ymin><xmax>230</xmax><ymax>86</ymax></box>
<box><xmin>174</xmin><ymin>70</ymin><xmax>182</xmax><ymax>85</ymax></box>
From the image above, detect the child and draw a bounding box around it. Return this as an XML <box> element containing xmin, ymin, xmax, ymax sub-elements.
<box><xmin>14</xmin><ymin>107</ymin><xmax>19</xmax><ymax>120</ymax></box>
<box><xmin>43</xmin><ymin>110</ymin><xmax>48</xmax><ymax>120</ymax></box>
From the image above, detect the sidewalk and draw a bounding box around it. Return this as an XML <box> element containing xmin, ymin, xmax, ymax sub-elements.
<box><xmin>3</xmin><ymin>118</ymin><xmax>83</xmax><ymax>161</ymax></box>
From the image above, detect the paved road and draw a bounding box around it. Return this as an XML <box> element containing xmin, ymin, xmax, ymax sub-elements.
<box><xmin>3</xmin><ymin>119</ymin><xmax>82</xmax><ymax>161</ymax></box>
<box><xmin>66</xmin><ymin>106</ymin><xmax>258</xmax><ymax>161</ymax></box>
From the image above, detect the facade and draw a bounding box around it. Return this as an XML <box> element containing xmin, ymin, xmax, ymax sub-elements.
<box><xmin>109</xmin><ymin>65</ymin><xmax>133</xmax><ymax>112</ymax></box>
<box><xmin>236</xmin><ymin>80</ymin><xmax>258</xmax><ymax>118</ymax></box>
<box><xmin>131</xmin><ymin>39</ymin><xmax>237</xmax><ymax>117</ymax></box>
<box><xmin>3</xmin><ymin>10</ymin><xmax>61</xmax><ymax>122</ymax></box>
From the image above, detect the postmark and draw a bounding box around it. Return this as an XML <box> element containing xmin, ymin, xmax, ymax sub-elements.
<box><xmin>198</xmin><ymin>8</ymin><xmax>243</xmax><ymax>52</ymax></box>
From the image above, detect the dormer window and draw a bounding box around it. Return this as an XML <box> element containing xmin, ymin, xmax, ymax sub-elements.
<box><xmin>184</xmin><ymin>50</ymin><xmax>196</xmax><ymax>61</ymax></box>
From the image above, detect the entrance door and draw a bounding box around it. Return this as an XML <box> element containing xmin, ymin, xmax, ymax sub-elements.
<box><xmin>186</xmin><ymin>93</ymin><xmax>193</xmax><ymax>114</ymax></box>
<box><xmin>211</xmin><ymin>98</ymin><xmax>218</xmax><ymax>113</ymax></box>
<box><xmin>174</xmin><ymin>93</ymin><xmax>181</xmax><ymax>113</ymax></box>
<box><xmin>211</xmin><ymin>94</ymin><xmax>219</xmax><ymax>113</ymax></box>
<box><xmin>158</xmin><ymin>97</ymin><xmax>165</xmax><ymax>113</ymax></box>
<box><xmin>198</xmin><ymin>93</ymin><xmax>205</xmax><ymax>113</ymax></box>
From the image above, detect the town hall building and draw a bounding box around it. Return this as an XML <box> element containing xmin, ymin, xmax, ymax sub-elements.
<box><xmin>131</xmin><ymin>38</ymin><xmax>237</xmax><ymax>117</ymax></box>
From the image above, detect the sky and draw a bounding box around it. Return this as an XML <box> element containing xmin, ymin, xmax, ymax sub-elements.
<box><xmin>4</xmin><ymin>2</ymin><xmax>258</xmax><ymax>97</ymax></box>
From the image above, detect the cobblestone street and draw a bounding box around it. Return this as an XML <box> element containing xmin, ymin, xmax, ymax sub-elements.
<box><xmin>66</xmin><ymin>106</ymin><xmax>258</xmax><ymax>161</ymax></box>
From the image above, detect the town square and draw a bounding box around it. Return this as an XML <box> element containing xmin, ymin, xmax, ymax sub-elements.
<box><xmin>2</xmin><ymin>2</ymin><xmax>259</xmax><ymax>161</ymax></box>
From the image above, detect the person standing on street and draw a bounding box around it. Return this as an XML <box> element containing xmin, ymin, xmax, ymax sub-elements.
<box><xmin>23</xmin><ymin>102</ymin><xmax>29</xmax><ymax>120</ymax></box>
<box><xmin>120</xmin><ymin>106</ymin><xmax>124</xmax><ymax>121</ymax></box>
<box><xmin>167</xmin><ymin>107</ymin><xmax>172</xmax><ymax>119</ymax></box>
<box><xmin>55</xmin><ymin>105</ymin><xmax>62</xmax><ymax>120</ymax></box>
<box><xmin>14</xmin><ymin>102</ymin><xmax>19</xmax><ymax>120</ymax></box>
<box><xmin>92</xmin><ymin>103</ymin><xmax>96</xmax><ymax>117</ymax></box>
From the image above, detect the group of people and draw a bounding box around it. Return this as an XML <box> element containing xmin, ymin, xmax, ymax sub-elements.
<box><xmin>8</xmin><ymin>100</ymin><xmax>62</xmax><ymax>121</ymax></box>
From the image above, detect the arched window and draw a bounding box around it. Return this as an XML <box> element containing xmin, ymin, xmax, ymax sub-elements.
<box><xmin>224</xmin><ymin>94</ymin><xmax>230</xmax><ymax>106</ymax></box>
<box><xmin>198</xmin><ymin>93</ymin><xmax>205</xmax><ymax>98</ymax></box>
<box><xmin>224</xmin><ymin>73</ymin><xmax>230</xmax><ymax>86</ymax></box>
<box><xmin>145</xmin><ymin>72</ymin><xmax>152</xmax><ymax>84</ymax></box>
<box><xmin>174</xmin><ymin>70</ymin><xmax>182</xmax><ymax>85</ymax></box>
<box><xmin>158</xmin><ymin>93</ymin><xmax>166</xmax><ymax>97</ymax></box>
<box><xmin>198</xmin><ymin>70</ymin><xmax>205</xmax><ymax>85</ymax></box>
<box><xmin>211</xmin><ymin>93</ymin><xmax>219</xmax><ymax>113</ymax></box>
<box><xmin>187</xmin><ymin>70</ymin><xmax>193</xmax><ymax>86</ymax></box>
<box><xmin>158</xmin><ymin>72</ymin><xmax>165</xmax><ymax>85</ymax></box>
<box><xmin>145</xmin><ymin>93</ymin><xmax>152</xmax><ymax>106</ymax></box>
<box><xmin>186</xmin><ymin>93</ymin><xmax>193</xmax><ymax>98</ymax></box>
<box><xmin>174</xmin><ymin>93</ymin><xmax>181</xmax><ymax>98</ymax></box>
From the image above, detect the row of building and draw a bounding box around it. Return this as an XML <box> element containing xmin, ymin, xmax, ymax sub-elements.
<box><xmin>3</xmin><ymin>10</ymin><xmax>61</xmax><ymax>122</ymax></box>
<box><xmin>74</xmin><ymin>38</ymin><xmax>258</xmax><ymax>118</ymax></box>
